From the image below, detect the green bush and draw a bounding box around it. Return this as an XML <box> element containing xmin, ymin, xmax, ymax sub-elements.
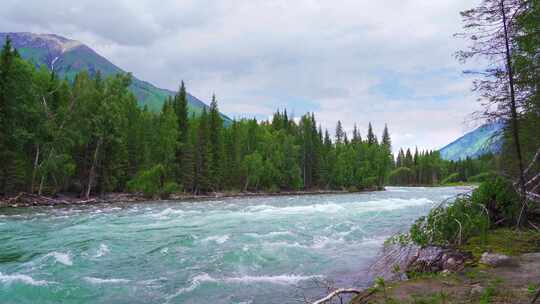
<box><xmin>471</xmin><ymin>176</ymin><xmax>519</xmax><ymax>226</ymax></box>
<box><xmin>127</xmin><ymin>165</ymin><xmax>166</xmax><ymax>198</ymax></box>
<box><xmin>161</xmin><ymin>182</ymin><xmax>179</xmax><ymax>199</ymax></box>
<box><xmin>441</xmin><ymin>172</ymin><xmax>461</xmax><ymax>185</ymax></box>
<box><xmin>347</xmin><ymin>186</ymin><xmax>359</xmax><ymax>192</ymax></box>
<box><xmin>266</xmin><ymin>184</ymin><xmax>280</xmax><ymax>193</ymax></box>
<box><xmin>408</xmin><ymin>196</ymin><xmax>489</xmax><ymax>247</ymax></box>
<box><xmin>467</xmin><ymin>171</ymin><xmax>497</xmax><ymax>183</ymax></box>
<box><xmin>393</xmin><ymin>177</ymin><xmax>520</xmax><ymax>247</ymax></box>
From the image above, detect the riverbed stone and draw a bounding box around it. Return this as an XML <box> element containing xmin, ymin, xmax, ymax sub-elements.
<box><xmin>407</xmin><ymin>247</ymin><xmax>470</xmax><ymax>273</ymax></box>
<box><xmin>470</xmin><ymin>284</ymin><xmax>485</xmax><ymax>296</ymax></box>
<box><xmin>480</xmin><ymin>252</ymin><xmax>513</xmax><ymax>267</ymax></box>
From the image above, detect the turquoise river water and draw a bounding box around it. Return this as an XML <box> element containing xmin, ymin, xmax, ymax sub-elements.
<box><xmin>0</xmin><ymin>186</ymin><xmax>470</xmax><ymax>304</ymax></box>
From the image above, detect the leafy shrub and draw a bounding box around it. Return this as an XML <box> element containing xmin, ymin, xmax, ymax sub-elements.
<box><xmin>441</xmin><ymin>172</ymin><xmax>461</xmax><ymax>185</ymax></box>
<box><xmin>471</xmin><ymin>176</ymin><xmax>519</xmax><ymax>226</ymax></box>
<box><xmin>393</xmin><ymin>177</ymin><xmax>520</xmax><ymax>247</ymax></box>
<box><xmin>408</xmin><ymin>196</ymin><xmax>489</xmax><ymax>247</ymax></box>
<box><xmin>467</xmin><ymin>171</ymin><xmax>497</xmax><ymax>183</ymax></box>
<box><xmin>161</xmin><ymin>182</ymin><xmax>179</xmax><ymax>199</ymax></box>
<box><xmin>266</xmin><ymin>184</ymin><xmax>280</xmax><ymax>193</ymax></box>
<box><xmin>127</xmin><ymin>165</ymin><xmax>165</xmax><ymax>198</ymax></box>
<box><xmin>347</xmin><ymin>186</ymin><xmax>359</xmax><ymax>192</ymax></box>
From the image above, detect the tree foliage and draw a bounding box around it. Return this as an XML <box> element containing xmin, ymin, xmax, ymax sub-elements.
<box><xmin>0</xmin><ymin>42</ymin><xmax>402</xmax><ymax>196</ymax></box>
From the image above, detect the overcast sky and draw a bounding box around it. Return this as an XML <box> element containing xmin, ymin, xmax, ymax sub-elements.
<box><xmin>1</xmin><ymin>0</ymin><xmax>483</xmax><ymax>152</ymax></box>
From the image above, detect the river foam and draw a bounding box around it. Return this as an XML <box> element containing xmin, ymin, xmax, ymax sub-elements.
<box><xmin>241</xmin><ymin>197</ymin><xmax>434</xmax><ymax>217</ymax></box>
<box><xmin>45</xmin><ymin>251</ymin><xmax>73</xmax><ymax>266</ymax></box>
<box><xmin>168</xmin><ymin>272</ymin><xmax>323</xmax><ymax>301</ymax></box>
<box><xmin>223</xmin><ymin>274</ymin><xmax>323</xmax><ymax>285</ymax></box>
<box><xmin>202</xmin><ymin>235</ymin><xmax>230</xmax><ymax>244</ymax></box>
<box><xmin>84</xmin><ymin>277</ymin><xmax>130</xmax><ymax>284</ymax></box>
<box><xmin>93</xmin><ymin>244</ymin><xmax>110</xmax><ymax>258</ymax></box>
<box><xmin>0</xmin><ymin>272</ymin><xmax>51</xmax><ymax>286</ymax></box>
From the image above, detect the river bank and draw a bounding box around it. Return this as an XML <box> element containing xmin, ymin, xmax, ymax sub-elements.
<box><xmin>347</xmin><ymin>229</ymin><xmax>540</xmax><ymax>304</ymax></box>
<box><xmin>0</xmin><ymin>188</ymin><xmax>376</xmax><ymax>208</ymax></box>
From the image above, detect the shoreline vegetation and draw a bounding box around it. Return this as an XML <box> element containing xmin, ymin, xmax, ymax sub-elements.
<box><xmin>0</xmin><ymin>188</ymin><xmax>382</xmax><ymax>209</ymax></box>
<box><xmin>0</xmin><ymin>184</ymin><xmax>476</xmax><ymax>209</ymax></box>
<box><xmin>0</xmin><ymin>36</ymin><xmax>494</xmax><ymax>204</ymax></box>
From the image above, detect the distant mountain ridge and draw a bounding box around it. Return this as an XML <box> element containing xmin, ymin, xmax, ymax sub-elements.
<box><xmin>439</xmin><ymin>122</ymin><xmax>504</xmax><ymax>161</ymax></box>
<box><xmin>0</xmin><ymin>32</ymin><xmax>227</xmax><ymax>119</ymax></box>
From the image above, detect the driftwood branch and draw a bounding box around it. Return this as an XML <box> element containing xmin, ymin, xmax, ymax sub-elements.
<box><xmin>527</xmin><ymin>191</ymin><xmax>540</xmax><ymax>203</ymax></box>
<box><xmin>526</xmin><ymin>173</ymin><xmax>540</xmax><ymax>190</ymax></box>
<box><xmin>524</xmin><ymin>148</ymin><xmax>540</xmax><ymax>176</ymax></box>
<box><xmin>311</xmin><ymin>288</ymin><xmax>364</xmax><ymax>304</ymax></box>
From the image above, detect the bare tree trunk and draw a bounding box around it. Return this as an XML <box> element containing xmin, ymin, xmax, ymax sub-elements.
<box><xmin>501</xmin><ymin>0</ymin><xmax>527</xmax><ymax>227</ymax></box>
<box><xmin>30</xmin><ymin>144</ymin><xmax>40</xmax><ymax>194</ymax></box>
<box><xmin>85</xmin><ymin>138</ymin><xmax>102</xmax><ymax>200</ymax></box>
<box><xmin>38</xmin><ymin>175</ymin><xmax>45</xmax><ymax>196</ymax></box>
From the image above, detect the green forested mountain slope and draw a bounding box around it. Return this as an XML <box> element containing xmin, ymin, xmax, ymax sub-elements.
<box><xmin>0</xmin><ymin>32</ymin><xmax>226</xmax><ymax>118</ymax></box>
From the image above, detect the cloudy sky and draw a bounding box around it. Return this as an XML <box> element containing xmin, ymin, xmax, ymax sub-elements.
<box><xmin>1</xmin><ymin>0</ymin><xmax>483</xmax><ymax>152</ymax></box>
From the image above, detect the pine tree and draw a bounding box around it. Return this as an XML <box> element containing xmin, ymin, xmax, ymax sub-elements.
<box><xmin>224</xmin><ymin>120</ymin><xmax>241</xmax><ymax>189</ymax></box>
<box><xmin>208</xmin><ymin>94</ymin><xmax>224</xmax><ymax>190</ymax></box>
<box><xmin>283</xmin><ymin>109</ymin><xmax>289</xmax><ymax>132</ymax></box>
<box><xmin>335</xmin><ymin>120</ymin><xmax>344</xmax><ymax>144</ymax></box>
<box><xmin>381</xmin><ymin>124</ymin><xmax>391</xmax><ymax>149</ymax></box>
<box><xmin>396</xmin><ymin>149</ymin><xmax>404</xmax><ymax>168</ymax></box>
<box><xmin>0</xmin><ymin>36</ymin><xmax>33</xmax><ymax>194</ymax></box>
<box><xmin>367</xmin><ymin>122</ymin><xmax>377</xmax><ymax>146</ymax></box>
<box><xmin>173</xmin><ymin>81</ymin><xmax>192</xmax><ymax>190</ymax></box>
<box><xmin>299</xmin><ymin>113</ymin><xmax>316</xmax><ymax>189</ymax></box>
<box><xmin>352</xmin><ymin>124</ymin><xmax>362</xmax><ymax>144</ymax></box>
<box><xmin>0</xmin><ymin>37</ymin><xmax>14</xmax><ymax>194</ymax></box>
<box><xmin>194</xmin><ymin>108</ymin><xmax>211</xmax><ymax>194</ymax></box>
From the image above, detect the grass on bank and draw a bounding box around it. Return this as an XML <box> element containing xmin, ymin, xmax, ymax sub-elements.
<box><xmin>352</xmin><ymin>227</ymin><xmax>540</xmax><ymax>304</ymax></box>
<box><xmin>460</xmin><ymin>228</ymin><xmax>540</xmax><ymax>260</ymax></box>
<box><xmin>351</xmin><ymin>176</ymin><xmax>540</xmax><ymax>304</ymax></box>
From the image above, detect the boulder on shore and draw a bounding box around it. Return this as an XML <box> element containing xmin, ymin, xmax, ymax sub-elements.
<box><xmin>479</xmin><ymin>252</ymin><xmax>514</xmax><ymax>267</ymax></box>
<box><xmin>408</xmin><ymin>246</ymin><xmax>471</xmax><ymax>273</ymax></box>
<box><xmin>369</xmin><ymin>245</ymin><xmax>472</xmax><ymax>281</ymax></box>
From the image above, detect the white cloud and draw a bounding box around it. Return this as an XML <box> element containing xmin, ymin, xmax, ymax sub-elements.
<box><xmin>0</xmin><ymin>0</ymin><xmax>484</xmax><ymax>151</ymax></box>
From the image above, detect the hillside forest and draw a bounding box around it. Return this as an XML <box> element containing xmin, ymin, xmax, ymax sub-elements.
<box><xmin>0</xmin><ymin>37</ymin><xmax>499</xmax><ymax>199</ymax></box>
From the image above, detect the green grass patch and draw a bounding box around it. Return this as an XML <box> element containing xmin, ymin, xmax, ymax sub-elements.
<box><xmin>460</xmin><ymin>228</ymin><xmax>540</xmax><ymax>259</ymax></box>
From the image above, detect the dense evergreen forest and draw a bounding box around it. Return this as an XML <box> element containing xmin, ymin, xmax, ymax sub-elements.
<box><xmin>390</xmin><ymin>150</ymin><xmax>497</xmax><ymax>186</ymax></box>
<box><xmin>0</xmin><ymin>37</ymin><xmax>499</xmax><ymax>199</ymax></box>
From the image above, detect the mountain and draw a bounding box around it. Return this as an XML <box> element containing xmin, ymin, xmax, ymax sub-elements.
<box><xmin>0</xmin><ymin>32</ymin><xmax>228</xmax><ymax>119</ymax></box>
<box><xmin>439</xmin><ymin>122</ymin><xmax>504</xmax><ymax>161</ymax></box>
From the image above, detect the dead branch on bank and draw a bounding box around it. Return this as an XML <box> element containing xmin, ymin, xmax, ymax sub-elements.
<box><xmin>311</xmin><ymin>288</ymin><xmax>365</xmax><ymax>304</ymax></box>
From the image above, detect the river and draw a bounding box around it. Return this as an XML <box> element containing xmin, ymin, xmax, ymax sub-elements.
<box><xmin>0</xmin><ymin>186</ymin><xmax>470</xmax><ymax>304</ymax></box>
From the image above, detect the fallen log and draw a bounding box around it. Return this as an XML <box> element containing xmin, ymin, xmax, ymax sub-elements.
<box><xmin>311</xmin><ymin>288</ymin><xmax>364</xmax><ymax>304</ymax></box>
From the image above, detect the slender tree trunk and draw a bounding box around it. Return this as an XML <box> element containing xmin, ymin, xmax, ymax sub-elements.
<box><xmin>30</xmin><ymin>144</ymin><xmax>40</xmax><ymax>194</ymax></box>
<box><xmin>501</xmin><ymin>0</ymin><xmax>527</xmax><ymax>227</ymax></box>
<box><xmin>244</xmin><ymin>175</ymin><xmax>249</xmax><ymax>192</ymax></box>
<box><xmin>38</xmin><ymin>175</ymin><xmax>45</xmax><ymax>196</ymax></box>
<box><xmin>85</xmin><ymin>138</ymin><xmax>102</xmax><ymax>200</ymax></box>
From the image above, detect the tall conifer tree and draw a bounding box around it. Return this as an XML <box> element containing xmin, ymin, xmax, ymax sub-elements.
<box><xmin>367</xmin><ymin>122</ymin><xmax>377</xmax><ymax>146</ymax></box>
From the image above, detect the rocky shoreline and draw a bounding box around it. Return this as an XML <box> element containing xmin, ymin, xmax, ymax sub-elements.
<box><xmin>349</xmin><ymin>249</ymin><xmax>540</xmax><ymax>303</ymax></box>
<box><xmin>368</xmin><ymin>244</ymin><xmax>472</xmax><ymax>282</ymax></box>
<box><xmin>343</xmin><ymin>228</ymin><xmax>540</xmax><ymax>304</ymax></box>
<box><xmin>0</xmin><ymin>189</ymin><xmax>367</xmax><ymax>208</ymax></box>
